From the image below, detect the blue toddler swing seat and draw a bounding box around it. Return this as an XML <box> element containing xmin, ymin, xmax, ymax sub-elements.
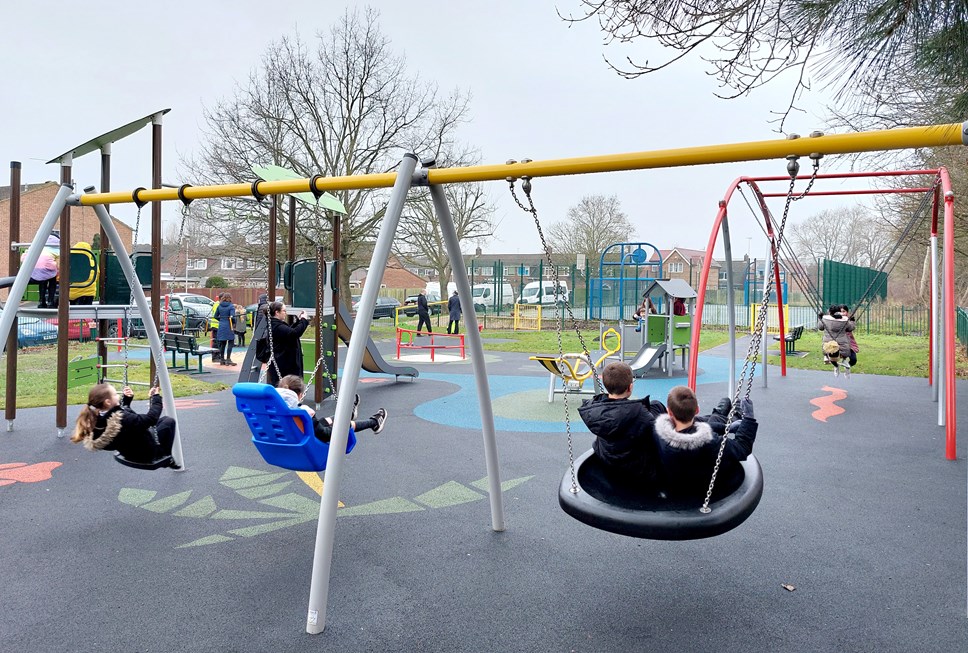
<box><xmin>233</xmin><ymin>383</ymin><xmax>356</xmax><ymax>472</ymax></box>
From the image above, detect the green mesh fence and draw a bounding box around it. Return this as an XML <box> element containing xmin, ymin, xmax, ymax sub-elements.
<box><xmin>821</xmin><ymin>259</ymin><xmax>887</xmax><ymax>309</ymax></box>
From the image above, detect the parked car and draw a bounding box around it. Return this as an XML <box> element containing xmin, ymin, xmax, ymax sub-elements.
<box><xmin>0</xmin><ymin>309</ymin><xmax>59</xmax><ymax>349</ymax></box>
<box><xmin>352</xmin><ymin>296</ymin><xmax>401</xmax><ymax>320</ymax></box>
<box><xmin>45</xmin><ymin>318</ymin><xmax>97</xmax><ymax>341</ymax></box>
<box><xmin>160</xmin><ymin>295</ymin><xmax>209</xmax><ymax>332</ymax></box>
<box><xmin>103</xmin><ymin>309</ymin><xmax>184</xmax><ymax>339</ymax></box>
<box><xmin>403</xmin><ymin>291</ymin><xmax>441</xmax><ymax>317</ymax></box>
<box><xmin>169</xmin><ymin>293</ymin><xmax>216</xmax><ymax>310</ymax></box>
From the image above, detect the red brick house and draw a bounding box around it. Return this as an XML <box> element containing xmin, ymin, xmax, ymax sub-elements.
<box><xmin>650</xmin><ymin>247</ymin><xmax>721</xmax><ymax>289</ymax></box>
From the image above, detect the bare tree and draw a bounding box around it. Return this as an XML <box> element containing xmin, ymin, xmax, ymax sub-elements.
<box><xmin>395</xmin><ymin>180</ymin><xmax>497</xmax><ymax>297</ymax></box>
<box><xmin>563</xmin><ymin>1</ymin><xmax>968</xmax><ymax>128</ymax></box>
<box><xmin>789</xmin><ymin>205</ymin><xmax>895</xmax><ymax>267</ymax></box>
<box><xmin>186</xmin><ymin>8</ymin><xmax>471</xmax><ymax>301</ymax></box>
<box><xmin>548</xmin><ymin>194</ymin><xmax>632</xmax><ymax>270</ymax></box>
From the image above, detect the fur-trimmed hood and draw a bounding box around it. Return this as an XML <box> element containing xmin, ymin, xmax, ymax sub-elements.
<box><xmin>80</xmin><ymin>408</ymin><xmax>124</xmax><ymax>451</ymax></box>
<box><xmin>654</xmin><ymin>414</ymin><xmax>714</xmax><ymax>450</ymax></box>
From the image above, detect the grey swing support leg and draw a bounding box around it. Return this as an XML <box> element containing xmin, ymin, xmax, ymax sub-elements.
<box><xmin>87</xmin><ymin>200</ymin><xmax>185</xmax><ymax>468</ymax></box>
<box><xmin>0</xmin><ymin>185</ymin><xmax>74</xmax><ymax>427</ymax></box>
<box><xmin>304</xmin><ymin>154</ymin><xmax>506</xmax><ymax>635</ymax></box>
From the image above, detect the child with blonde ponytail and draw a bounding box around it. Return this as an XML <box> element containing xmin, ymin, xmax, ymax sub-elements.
<box><xmin>71</xmin><ymin>383</ymin><xmax>178</xmax><ymax>468</ymax></box>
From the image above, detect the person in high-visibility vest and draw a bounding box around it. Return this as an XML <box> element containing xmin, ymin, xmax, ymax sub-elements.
<box><xmin>208</xmin><ymin>294</ymin><xmax>222</xmax><ymax>362</ymax></box>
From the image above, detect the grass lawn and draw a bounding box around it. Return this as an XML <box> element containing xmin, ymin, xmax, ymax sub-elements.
<box><xmin>759</xmin><ymin>329</ymin><xmax>966</xmax><ymax>378</ymax></box>
<box><xmin>0</xmin><ymin>343</ymin><xmax>228</xmax><ymax>409</ymax></box>
<box><xmin>5</xmin><ymin>321</ymin><xmax>955</xmax><ymax>409</ymax></box>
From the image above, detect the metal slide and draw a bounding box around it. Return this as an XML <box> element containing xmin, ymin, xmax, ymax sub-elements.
<box><xmin>336</xmin><ymin>302</ymin><xmax>417</xmax><ymax>378</ymax></box>
<box><xmin>237</xmin><ymin>302</ymin><xmax>418</xmax><ymax>383</ymax></box>
<box><xmin>628</xmin><ymin>343</ymin><xmax>667</xmax><ymax>377</ymax></box>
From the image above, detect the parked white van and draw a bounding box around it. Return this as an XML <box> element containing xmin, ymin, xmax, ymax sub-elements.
<box><xmin>471</xmin><ymin>283</ymin><xmax>515</xmax><ymax>311</ymax></box>
<box><xmin>518</xmin><ymin>280</ymin><xmax>570</xmax><ymax>306</ymax></box>
<box><xmin>425</xmin><ymin>281</ymin><xmax>457</xmax><ymax>297</ymax></box>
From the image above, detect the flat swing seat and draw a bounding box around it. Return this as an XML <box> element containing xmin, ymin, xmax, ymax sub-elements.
<box><xmin>559</xmin><ymin>449</ymin><xmax>763</xmax><ymax>540</ymax></box>
<box><xmin>232</xmin><ymin>382</ymin><xmax>356</xmax><ymax>472</ymax></box>
<box><xmin>113</xmin><ymin>452</ymin><xmax>175</xmax><ymax>471</ymax></box>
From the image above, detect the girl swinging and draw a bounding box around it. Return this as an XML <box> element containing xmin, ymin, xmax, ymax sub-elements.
<box><xmin>71</xmin><ymin>383</ymin><xmax>179</xmax><ymax>469</ymax></box>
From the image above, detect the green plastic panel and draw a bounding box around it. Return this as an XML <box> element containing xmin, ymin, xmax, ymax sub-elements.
<box><xmin>103</xmin><ymin>251</ymin><xmax>153</xmax><ymax>304</ymax></box>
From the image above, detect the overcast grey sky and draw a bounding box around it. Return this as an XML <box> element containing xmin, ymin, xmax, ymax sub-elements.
<box><xmin>3</xmin><ymin>0</ymin><xmax>866</xmax><ymax>262</ymax></box>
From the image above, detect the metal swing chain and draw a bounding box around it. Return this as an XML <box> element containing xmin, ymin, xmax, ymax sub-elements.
<box><xmin>259</xmin><ymin>209</ymin><xmax>283</xmax><ymax>384</ymax></box>
<box><xmin>305</xmin><ymin>248</ymin><xmax>338</xmax><ymax>400</ymax></box>
<box><xmin>699</xmin><ymin>154</ymin><xmax>822</xmax><ymax>514</ymax></box>
<box><xmin>120</xmin><ymin>204</ymin><xmax>144</xmax><ymax>387</ymax></box>
<box><xmin>508</xmin><ymin>172</ymin><xmax>600</xmax><ymax>494</ymax></box>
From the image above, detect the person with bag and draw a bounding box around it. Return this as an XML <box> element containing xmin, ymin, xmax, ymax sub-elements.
<box><xmin>265</xmin><ymin>301</ymin><xmax>309</xmax><ymax>386</ymax></box>
<box><xmin>214</xmin><ymin>293</ymin><xmax>237</xmax><ymax>366</ymax></box>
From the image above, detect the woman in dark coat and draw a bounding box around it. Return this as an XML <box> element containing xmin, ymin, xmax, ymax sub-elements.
<box><xmin>447</xmin><ymin>290</ymin><xmax>461</xmax><ymax>334</ymax></box>
<box><xmin>214</xmin><ymin>292</ymin><xmax>237</xmax><ymax>366</ymax></box>
<box><xmin>266</xmin><ymin>301</ymin><xmax>309</xmax><ymax>386</ymax></box>
<box><xmin>71</xmin><ymin>383</ymin><xmax>178</xmax><ymax>468</ymax></box>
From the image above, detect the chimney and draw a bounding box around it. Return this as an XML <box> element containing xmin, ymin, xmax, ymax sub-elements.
<box><xmin>475</xmin><ymin>246</ymin><xmax>482</xmax><ymax>256</ymax></box>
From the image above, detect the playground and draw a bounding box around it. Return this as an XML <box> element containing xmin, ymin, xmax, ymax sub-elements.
<box><xmin>0</xmin><ymin>102</ymin><xmax>966</xmax><ymax>651</ymax></box>
<box><xmin>1</xmin><ymin>336</ymin><xmax>965</xmax><ymax>652</ymax></box>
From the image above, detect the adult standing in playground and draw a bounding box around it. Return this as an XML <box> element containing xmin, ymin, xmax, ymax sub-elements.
<box><xmin>416</xmin><ymin>289</ymin><xmax>432</xmax><ymax>335</ymax></box>
<box><xmin>266</xmin><ymin>301</ymin><xmax>309</xmax><ymax>386</ymax></box>
<box><xmin>214</xmin><ymin>293</ymin><xmax>237</xmax><ymax>366</ymax></box>
<box><xmin>234</xmin><ymin>303</ymin><xmax>248</xmax><ymax>347</ymax></box>
<box><xmin>447</xmin><ymin>290</ymin><xmax>461</xmax><ymax>334</ymax></box>
<box><xmin>208</xmin><ymin>292</ymin><xmax>223</xmax><ymax>363</ymax></box>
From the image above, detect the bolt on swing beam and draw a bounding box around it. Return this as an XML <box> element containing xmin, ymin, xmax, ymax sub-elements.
<box><xmin>71</xmin><ymin>123</ymin><xmax>968</xmax><ymax>207</ymax></box>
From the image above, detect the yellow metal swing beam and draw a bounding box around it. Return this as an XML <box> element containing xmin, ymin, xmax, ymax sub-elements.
<box><xmin>76</xmin><ymin>123</ymin><xmax>968</xmax><ymax>206</ymax></box>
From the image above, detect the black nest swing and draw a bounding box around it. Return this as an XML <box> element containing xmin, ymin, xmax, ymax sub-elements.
<box><xmin>558</xmin><ymin>449</ymin><xmax>763</xmax><ymax>540</ymax></box>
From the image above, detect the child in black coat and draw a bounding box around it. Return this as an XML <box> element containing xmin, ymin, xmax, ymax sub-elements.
<box><xmin>652</xmin><ymin>386</ymin><xmax>757</xmax><ymax>500</ymax></box>
<box><xmin>578</xmin><ymin>362</ymin><xmax>661</xmax><ymax>487</ymax></box>
<box><xmin>71</xmin><ymin>383</ymin><xmax>179</xmax><ymax>468</ymax></box>
<box><xmin>275</xmin><ymin>375</ymin><xmax>387</xmax><ymax>442</ymax></box>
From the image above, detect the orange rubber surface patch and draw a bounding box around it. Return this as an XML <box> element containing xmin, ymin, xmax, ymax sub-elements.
<box><xmin>810</xmin><ymin>386</ymin><xmax>847</xmax><ymax>422</ymax></box>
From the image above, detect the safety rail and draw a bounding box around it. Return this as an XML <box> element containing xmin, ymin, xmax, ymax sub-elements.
<box><xmin>396</xmin><ymin>327</ymin><xmax>465</xmax><ymax>361</ymax></box>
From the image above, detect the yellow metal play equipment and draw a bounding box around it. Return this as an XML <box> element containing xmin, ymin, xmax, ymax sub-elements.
<box><xmin>530</xmin><ymin>328</ymin><xmax>621</xmax><ymax>403</ymax></box>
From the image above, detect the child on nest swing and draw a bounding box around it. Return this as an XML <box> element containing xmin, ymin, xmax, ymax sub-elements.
<box><xmin>652</xmin><ymin>386</ymin><xmax>758</xmax><ymax>500</ymax></box>
<box><xmin>274</xmin><ymin>375</ymin><xmax>388</xmax><ymax>442</ymax></box>
<box><xmin>578</xmin><ymin>363</ymin><xmax>742</xmax><ymax>491</ymax></box>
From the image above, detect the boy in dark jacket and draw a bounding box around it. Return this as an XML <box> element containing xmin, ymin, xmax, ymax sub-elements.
<box><xmin>578</xmin><ymin>362</ymin><xmax>660</xmax><ymax>487</ymax></box>
<box><xmin>652</xmin><ymin>386</ymin><xmax>757</xmax><ymax>500</ymax></box>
